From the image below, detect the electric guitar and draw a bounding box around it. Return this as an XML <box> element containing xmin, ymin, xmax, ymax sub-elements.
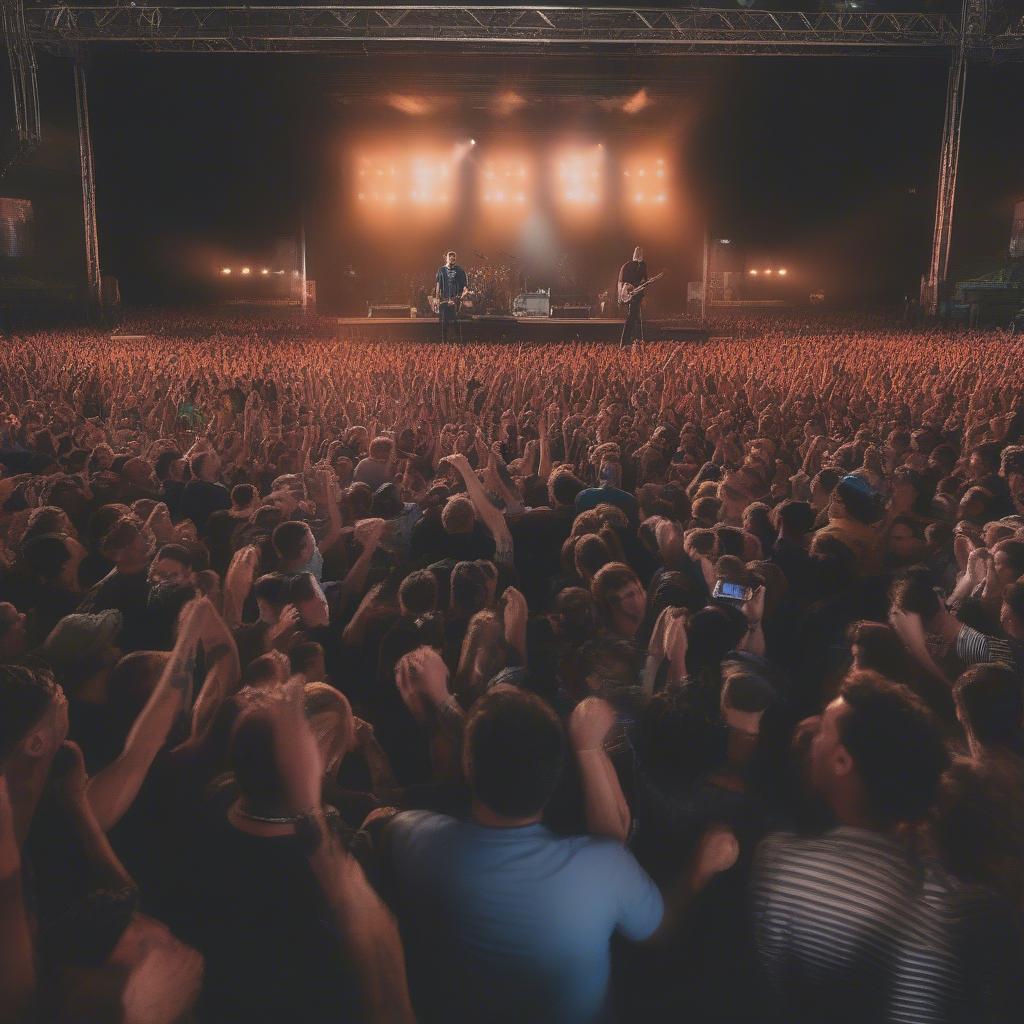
<box><xmin>431</xmin><ymin>292</ymin><xmax>465</xmax><ymax>315</ymax></box>
<box><xmin>618</xmin><ymin>270</ymin><xmax>666</xmax><ymax>306</ymax></box>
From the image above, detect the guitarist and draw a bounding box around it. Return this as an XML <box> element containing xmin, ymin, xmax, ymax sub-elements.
<box><xmin>435</xmin><ymin>250</ymin><xmax>468</xmax><ymax>342</ymax></box>
<box><xmin>617</xmin><ymin>245</ymin><xmax>648</xmax><ymax>346</ymax></box>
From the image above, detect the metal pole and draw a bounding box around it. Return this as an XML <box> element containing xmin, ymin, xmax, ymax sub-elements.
<box><xmin>74</xmin><ymin>58</ymin><xmax>102</xmax><ymax>313</ymax></box>
<box><xmin>300</xmin><ymin>209</ymin><xmax>308</xmax><ymax>314</ymax></box>
<box><xmin>925</xmin><ymin>0</ymin><xmax>969</xmax><ymax>317</ymax></box>
<box><xmin>701</xmin><ymin>223</ymin><xmax>710</xmax><ymax>322</ymax></box>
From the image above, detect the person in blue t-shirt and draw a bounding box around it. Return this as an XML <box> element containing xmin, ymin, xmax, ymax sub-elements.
<box><xmin>575</xmin><ymin>460</ymin><xmax>639</xmax><ymax>524</ymax></box>
<box><xmin>435</xmin><ymin>250</ymin><xmax>468</xmax><ymax>343</ymax></box>
<box><xmin>384</xmin><ymin>684</ymin><xmax>661</xmax><ymax>1022</ymax></box>
<box><xmin>382</xmin><ymin>681</ymin><xmax>739</xmax><ymax>1024</ymax></box>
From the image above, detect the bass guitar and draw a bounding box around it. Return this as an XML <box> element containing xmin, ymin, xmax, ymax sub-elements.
<box><xmin>618</xmin><ymin>270</ymin><xmax>666</xmax><ymax>306</ymax></box>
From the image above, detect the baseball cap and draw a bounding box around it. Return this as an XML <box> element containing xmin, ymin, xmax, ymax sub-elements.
<box><xmin>41</xmin><ymin>611</ymin><xmax>123</xmax><ymax>673</ymax></box>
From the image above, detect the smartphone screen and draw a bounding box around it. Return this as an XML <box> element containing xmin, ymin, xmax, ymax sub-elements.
<box><xmin>714</xmin><ymin>580</ymin><xmax>751</xmax><ymax>603</ymax></box>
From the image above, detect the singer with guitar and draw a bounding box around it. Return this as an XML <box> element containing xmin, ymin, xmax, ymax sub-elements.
<box><xmin>435</xmin><ymin>250</ymin><xmax>468</xmax><ymax>342</ymax></box>
<box><xmin>617</xmin><ymin>246</ymin><xmax>664</xmax><ymax>347</ymax></box>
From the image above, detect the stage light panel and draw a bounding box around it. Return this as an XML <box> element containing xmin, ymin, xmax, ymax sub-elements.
<box><xmin>554</xmin><ymin>146</ymin><xmax>605</xmax><ymax>209</ymax></box>
<box><xmin>355</xmin><ymin>151</ymin><xmax>453</xmax><ymax>213</ymax></box>
<box><xmin>622</xmin><ymin>156</ymin><xmax>670</xmax><ymax>208</ymax></box>
<box><xmin>480</xmin><ymin>156</ymin><xmax>531</xmax><ymax>207</ymax></box>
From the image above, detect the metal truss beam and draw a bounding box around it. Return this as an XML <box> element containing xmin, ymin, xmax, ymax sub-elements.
<box><xmin>74</xmin><ymin>58</ymin><xmax>102</xmax><ymax>311</ymax></box>
<box><xmin>23</xmin><ymin>5</ymin><xmax>1021</xmax><ymax>58</ymax></box>
<box><xmin>2</xmin><ymin>0</ymin><xmax>42</xmax><ymax>170</ymax></box>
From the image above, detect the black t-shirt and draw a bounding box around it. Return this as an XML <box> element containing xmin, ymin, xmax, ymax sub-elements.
<box><xmin>78</xmin><ymin>566</ymin><xmax>151</xmax><ymax>652</ymax></box>
<box><xmin>510</xmin><ymin>506</ymin><xmax>576</xmax><ymax>610</ymax></box>
<box><xmin>409</xmin><ymin>517</ymin><xmax>496</xmax><ymax>564</ymax></box>
<box><xmin>618</xmin><ymin>259</ymin><xmax>649</xmax><ymax>298</ymax></box>
<box><xmin>179</xmin><ymin>786</ymin><xmax>359</xmax><ymax>1023</ymax></box>
<box><xmin>25</xmin><ymin>582</ymin><xmax>82</xmax><ymax>648</ymax></box>
<box><xmin>204</xmin><ymin>508</ymin><xmax>244</xmax><ymax>576</ymax></box>
<box><xmin>180</xmin><ymin>479</ymin><xmax>231</xmax><ymax>533</ymax></box>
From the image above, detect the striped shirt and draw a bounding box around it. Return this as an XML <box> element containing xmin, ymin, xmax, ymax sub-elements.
<box><xmin>752</xmin><ymin>827</ymin><xmax>999</xmax><ymax>1024</ymax></box>
<box><xmin>956</xmin><ymin>624</ymin><xmax>1023</xmax><ymax>673</ymax></box>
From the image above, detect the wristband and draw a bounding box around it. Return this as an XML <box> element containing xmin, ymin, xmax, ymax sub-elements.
<box><xmin>295</xmin><ymin>808</ymin><xmax>329</xmax><ymax>855</ymax></box>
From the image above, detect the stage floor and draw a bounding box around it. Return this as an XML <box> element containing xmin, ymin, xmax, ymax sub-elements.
<box><xmin>331</xmin><ymin>316</ymin><xmax>707</xmax><ymax>344</ymax></box>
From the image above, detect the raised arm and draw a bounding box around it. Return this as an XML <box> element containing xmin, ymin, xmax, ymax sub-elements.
<box><xmin>441</xmin><ymin>453</ymin><xmax>514</xmax><ymax>566</ymax></box>
<box><xmin>337</xmin><ymin>518</ymin><xmax>387</xmax><ymax>607</ymax></box>
<box><xmin>189</xmin><ymin>600</ymin><xmax>242</xmax><ymax>741</ymax></box>
<box><xmin>268</xmin><ymin>682</ymin><xmax>416</xmax><ymax>1024</ymax></box>
<box><xmin>569</xmin><ymin>697</ymin><xmax>631</xmax><ymax>843</ymax></box>
<box><xmin>222</xmin><ymin>545</ymin><xmax>260</xmax><ymax>630</ymax></box>
<box><xmin>87</xmin><ymin>600</ymin><xmax>208</xmax><ymax>831</ymax></box>
<box><xmin>318</xmin><ymin>467</ymin><xmax>345</xmax><ymax>555</ymax></box>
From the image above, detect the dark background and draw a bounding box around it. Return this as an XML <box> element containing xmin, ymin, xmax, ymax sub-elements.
<box><xmin>2</xmin><ymin>36</ymin><xmax>1022</xmax><ymax>309</ymax></box>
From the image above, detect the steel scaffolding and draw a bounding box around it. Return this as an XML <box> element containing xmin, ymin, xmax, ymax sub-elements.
<box><xmin>924</xmin><ymin>4</ymin><xmax>970</xmax><ymax>316</ymax></box>
<box><xmin>74</xmin><ymin>58</ymin><xmax>102</xmax><ymax>311</ymax></box>
<box><xmin>1</xmin><ymin>0</ymin><xmax>41</xmax><ymax>171</ymax></box>
<box><xmin>24</xmin><ymin>6</ymin><xmax>974</xmax><ymax>56</ymax></box>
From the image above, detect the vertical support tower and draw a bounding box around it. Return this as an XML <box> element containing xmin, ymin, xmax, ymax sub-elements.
<box><xmin>924</xmin><ymin>0</ymin><xmax>974</xmax><ymax>316</ymax></box>
<box><xmin>74</xmin><ymin>58</ymin><xmax>102</xmax><ymax>312</ymax></box>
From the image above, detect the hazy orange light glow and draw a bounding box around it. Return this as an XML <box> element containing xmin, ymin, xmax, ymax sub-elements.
<box><xmin>240</xmin><ymin>267</ymin><xmax>251</xmax><ymax>275</ymax></box>
<box><xmin>356</xmin><ymin>150</ymin><xmax>454</xmax><ymax>217</ymax></box>
<box><xmin>554</xmin><ymin>146</ymin><xmax>604</xmax><ymax>210</ymax></box>
<box><xmin>221</xmin><ymin>267</ymin><xmax>232</xmax><ymax>275</ymax></box>
<box><xmin>386</xmin><ymin>94</ymin><xmax>435</xmax><ymax>116</ymax></box>
<box><xmin>622</xmin><ymin>157</ymin><xmax>667</xmax><ymax>202</ymax></box>
<box><xmin>493</xmin><ymin>91</ymin><xmax>527</xmax><ymax>116</ymax></box>
<box><xmin>622</xmin><ymin>88</ymin><xmax>652</xmax><ymax>115</ymax></box>
<box><xmin>481</xmin><ymin>154</ymin><xmax>531</xmax><ymax>213</ymax></box>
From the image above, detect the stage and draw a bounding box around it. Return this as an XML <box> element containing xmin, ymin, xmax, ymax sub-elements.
<box><xmin>331</xmin><ymin>316</ymin><xmax>708</xmax><ymax>344</ymax></box>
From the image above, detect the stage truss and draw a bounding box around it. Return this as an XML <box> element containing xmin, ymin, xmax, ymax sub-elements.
<box><xmin>20</xmin><ymin>5</ymin><xmax>1023</xmax><ymax>58</ymax></box>
<box><xmin>7</xmin><ymin>3</ymin><xmax>1024</xmax><ymax>313</ymax></box>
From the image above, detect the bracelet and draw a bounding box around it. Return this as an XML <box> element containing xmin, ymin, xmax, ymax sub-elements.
<box><xmin>295</xmin><ymin>809</ymin><xmax>329</xmax><ymax>855</ymax></box>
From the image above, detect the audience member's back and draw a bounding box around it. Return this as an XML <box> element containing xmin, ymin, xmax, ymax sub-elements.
<box><xmin>385</xmin><ymin>686</ymin><xmax>664</xmax><ymax>1023</ymax></box>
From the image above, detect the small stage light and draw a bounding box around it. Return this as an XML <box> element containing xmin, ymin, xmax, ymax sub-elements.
<box><xmin>221</xmin><ymin>267</ymin><xmax>232</xmax><ymax>275</ymax></box>
<box><xmin>764</xmin><ymin>269</ymin><xmax>773</xmax><ymax>275</ymax></box>
<box><xmin>241</xmin><ymin>267</ymin><xmax>251</xmax><ymax>275</ymax></box>
<box><xmin>749</xmin><ymin>269</ymin><xmax>759</xmax><ymax>276</ymax></box>
<box><xmin>778</xmin><ymin>268</ymin><xmax>788</xmax><ymax>276</ymax></box>
<box><xmin>470</xmin><ymin>139</ymin><xmax>477</xmax><ymax>146</ymax></box>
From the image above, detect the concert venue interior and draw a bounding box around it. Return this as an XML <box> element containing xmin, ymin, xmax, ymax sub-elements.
<box><xmin>2</xmin><ymin>5</ymin><xmax>1024</xmax><ymax>1023</ymax></box>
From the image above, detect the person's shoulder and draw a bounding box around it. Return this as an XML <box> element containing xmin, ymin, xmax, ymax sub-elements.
<box><xmin>389</xmin><ymin>808</ymin><xmax>458</xmax><ymax>838</ymax></box>
<box><xmin>561</xmin><ymin>832</ymin><xmax>643</xmax><ymax>871</ymax></box>
<box><xmin>756</xmin><ymin>826</ymin><xmax>903</xmax><ymax>877</ymax></box>
<box><xmin>386</xmin><ymin>810</ymin><xmax>461</xmax><ymax>865</ymax></box>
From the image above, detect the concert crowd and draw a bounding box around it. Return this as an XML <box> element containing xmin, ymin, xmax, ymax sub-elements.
<box><xmin>1</xmin><ymin>319</ymin><xmax>1023</xmax><ymax>1023</ymax></box>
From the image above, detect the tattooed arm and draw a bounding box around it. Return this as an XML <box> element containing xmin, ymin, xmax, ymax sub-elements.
<box><xmin>86</xmin><ymin>599</ymin><xmax>209</xmax><ymax>831</ymax></box>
